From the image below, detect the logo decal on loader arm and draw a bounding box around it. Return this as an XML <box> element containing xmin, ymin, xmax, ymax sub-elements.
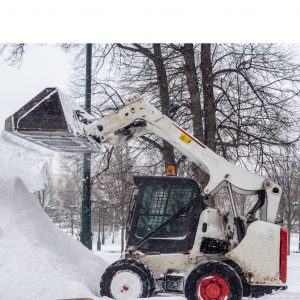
<box><xmin>179</xmin><ymin>133</ymin><xmax>192</xmax><ymax>144</ymax></box>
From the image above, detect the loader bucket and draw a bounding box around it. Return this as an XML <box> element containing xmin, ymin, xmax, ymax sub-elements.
<box><xmin>5</xmin><ymin>88</ymin><xmax>101</xmax><ymax>153</ymax></box>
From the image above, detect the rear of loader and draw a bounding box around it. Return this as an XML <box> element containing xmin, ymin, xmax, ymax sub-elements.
<box><xmin>5</xmin><ymin>88</ymin><xmax>288</xmax><ymax>300</ymax></box>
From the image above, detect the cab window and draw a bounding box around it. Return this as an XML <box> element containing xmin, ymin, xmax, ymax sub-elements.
<box><xmin>135</xmin><ymin>182</ymin><xmax>197</xmax><ymax>238</ymax></box>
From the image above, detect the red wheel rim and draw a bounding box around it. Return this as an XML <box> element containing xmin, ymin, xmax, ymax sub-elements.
<box><xmin>196</xmin><ymin>275</ymin><xmax>229</xmax><ymax>300</ymax></box>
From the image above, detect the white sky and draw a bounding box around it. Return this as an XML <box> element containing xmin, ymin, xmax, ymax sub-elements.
<box><xmin>0</xmin><ymin>44</ymin><xmax>72</xmax><ymax>130</ymax></box>
<box><xmin>1</xmin><ymin>0</ymin><xmax>300</xmax><ymax>43</ymax></box>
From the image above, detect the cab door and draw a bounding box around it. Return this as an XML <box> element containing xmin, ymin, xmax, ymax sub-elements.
<box><xmin>126</xmin><ymin>176</ymin><xmax>204</xmax><ymax>254</ymax></box>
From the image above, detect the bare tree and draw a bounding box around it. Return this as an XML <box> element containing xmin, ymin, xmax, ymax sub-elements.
<box><xmin>0</xmin><ymin>43</ymin><xmax>25</xmax><ymax>65</ymax></box>
<box><xmin>34</xmin><ymin>161</ymin><xmax>52</xmax><ymax>208</ymax></box>
<box><xmin>91</xmin><ymin>144</ymin><xmax>135</xmax><ymax>251</ymax></box>
<box><xmin>267</xmin><ymin>146</ymin><xmax>300</xmax><ymax>253</ymax></box>
<box><xmin>116</xmin><ymin>43</ymin><xmax>176</xmax><ymax>168</ymax></box>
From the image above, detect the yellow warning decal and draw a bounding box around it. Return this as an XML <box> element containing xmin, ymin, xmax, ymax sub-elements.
<box><xmin>179</xmin><ymin>134</ymin><xmax>192</xmax><ymax>144</ymax></box>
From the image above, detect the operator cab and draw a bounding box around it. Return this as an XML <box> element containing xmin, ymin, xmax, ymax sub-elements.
<box><xmin>126</xmin><ymin>175</ymin><xmax>206</xmax><ymax>254</ymax></box>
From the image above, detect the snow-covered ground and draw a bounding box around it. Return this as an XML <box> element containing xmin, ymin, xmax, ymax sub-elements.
<box><xmin>0</xmin><ymin>133</ymin><xmax>300</xmax><ymax>300</ymax></box>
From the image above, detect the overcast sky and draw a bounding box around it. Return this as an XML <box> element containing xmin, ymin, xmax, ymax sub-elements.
<box><xmin>0</xmin><ymin>44</ymin><xmax>72</xmax><ymax>130</ymax></box>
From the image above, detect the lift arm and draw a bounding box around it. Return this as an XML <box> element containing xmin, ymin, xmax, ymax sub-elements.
<box><xmin>4</xmin><ymin>88</ymin><xmax>281</xmax><ymax>223</ymax></box>
<box><xmin>83</xmin><ymin>97</ymin><xmax>281</xmax><ymax>223</ymax></box>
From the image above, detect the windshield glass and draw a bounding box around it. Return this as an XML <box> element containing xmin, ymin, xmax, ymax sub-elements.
<box><xmin>135</xmin><ymin>181</ymin><xmax>197</xmax><ymax>238</ymax></box>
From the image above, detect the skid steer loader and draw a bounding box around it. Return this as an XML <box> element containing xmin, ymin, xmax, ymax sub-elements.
<box><xmin>5</xmin><ymin>88</ymin><xmax>288</xmax><ymax>300</ymax></box>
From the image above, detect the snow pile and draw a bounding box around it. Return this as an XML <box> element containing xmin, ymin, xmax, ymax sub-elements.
<box><xmin>0</xmin><ymin>134</ymin><xmax>107</xmax><ymax>300</ymax></box>
<box><xmin>0</xmin><ymin>132</ymin><xmax>51</xmax><ymax>192</ymax></box>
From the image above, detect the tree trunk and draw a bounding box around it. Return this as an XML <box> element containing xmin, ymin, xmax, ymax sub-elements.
<box><xmin>121</xmin><ymin>226</ymin><xmax>125</xmax><ymax>253</ymax></box>
<box><xmin>182</xmin><ymin>43</ymin><xmax>207</xmax><ymax>184</ymax></box>
<box><xmin>201</xmin><ymin>44</ymin><xmax>216</xmax><ymax>152</ymax></box>
<box><xmin>71</xmin><ymin>212</ymin><xmax>74</xmax><ymax>236</ymax></box>
<box><xmin>112</xmin><ymin>209</ymin><xmax>115</xmax><ymax>244</ymax></box>
<box><xmin>153</xmin><ymin>43</ymin><xmax>176</xmax><ymax>168</ymax></box>
<box><xmin>182</xmin><ymin>44</ymin><xmax>204</xmax><ymax>141</ymax></box>
<box><xmin>201</xmin><ymin>44</ymin><xmax>217</xmax><ymax>207</ymax></box>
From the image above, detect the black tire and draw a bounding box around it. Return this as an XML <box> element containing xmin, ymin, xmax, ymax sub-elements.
<box><xmin>100</xmin><ymin>259</ymin><xmax>155</xmax><ymax>299</ymax></box>
<box><xmin>223</xmin><ymin>259</ymin><xmax>250</xmax><ymax>297</ymax></box>
<box><xmin>184</xmin><ymin>261</ymin><xmax>243</xmax><ymax>300</ymax></box>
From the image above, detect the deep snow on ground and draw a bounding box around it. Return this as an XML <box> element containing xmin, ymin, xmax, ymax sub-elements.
<box><xmin>0</xmin><ymin>135</ymin><xmax>107</xmax><ymax>300</ymax></box>
<box><xmin>0</xmin><ymin>132</ymin><xmax>300</xmax><ymax>299</ymax></box>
